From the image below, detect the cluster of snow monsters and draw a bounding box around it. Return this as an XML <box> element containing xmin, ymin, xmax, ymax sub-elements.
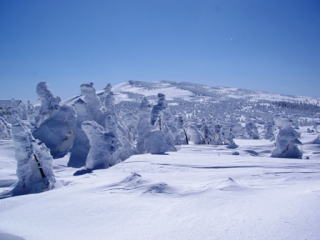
<box><xmin>33</xmin><ymin>82</ymin><xmax>178</xmax><ymax>169</ymax></box>
<box><xmin>2</xmin><ymin>81</ymin><xmax>318</xmax><ymax>196</ymax></box>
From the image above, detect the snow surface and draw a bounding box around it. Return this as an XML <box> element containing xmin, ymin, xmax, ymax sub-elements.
<box><xmin>1</xmin><ymin>130</ymin><xmax>320</xmax><ymax>240</ymax></box>
<box><xmin>113</xmin><ymin>82</ymin><xmax>194</xmax><ymax>101</ymax></box>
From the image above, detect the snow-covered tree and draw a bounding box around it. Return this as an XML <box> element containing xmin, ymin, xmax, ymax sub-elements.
<box><xmin>33</xmin><ymin>82</ymin><xmax>76</xmax><ymax>159</ymax></box>
<box><xmin>33</xmin><ymin>105</ymin><xmax>76</xmax><ymax>159</ymax></box>
<box><xmin>151</xmin><ymin>93</ymin><xmax>167</xmax><ymax>129</ymax></box>
<box><xmin>0</xmin><ymin>117</ymin><xmax>11</xmax><ymax>140</ymax></box>
<box><xmin>26</xmin><ymin>100</ymin><xmax>36</xmax><ymax>122</ymax></box>
<box><xmin>200</xmin><ymin>119</ymin><xmax>213</xmax><ymax>144</ymax></box>
<box><xmin>186</xmin><ymin>125</ymin><xmax>203</xmax><ymax>144</ymax></box>
<box><xmin>245</xmin><ymin>122</ymin><xmax>259</xmax><ymax>139</ymax></box>
<box><xmin>212</xmin><ymin>124</ymin><xmax>224</xmax><ymax>145</ymax></box>
<box><xmin>35</xmin><ymin>82</ymin><xmax>61</xmax><ymax>126</ymax></box>
<box><xmin>69</xmin><ymin>98</ymin><xmax>90</xmax><ymax>168</ymax></box>
<box><xmin>82</xmin><ymin>121</ymin><xmax>119</xmax><ymax>170</ymax></box>
<box><xmin>231</xmin><ymin>122</ymin><xmax>246</xmax><ymax>139</ymax></box>
<box><xmin>136</xmin><ymin>97</ymin><xmax>154</xmax><ymax>153</ymax></box>
<box><xmin>271</xmin><ymin>126</ymin><xmax>302</xmax><ymax>159</ymax></box>
<box><xmin>137</xmin><ymin>97</ymin><xmax>176</xmax><ymax>154</ymax></box>
<box><xmin>175</xmin><ymin>115</ymin><xmax>189</xmax><ymax>145</ymax></box>
<box><xmin>69</xmin><ymin>83</ymin><xmax>104</xmax><ymax>167</ymax></box>
<box><xmin>80</xmin><ymin>82</ymin><xmax>104</xmax><ymax>125</ymax></box>
<box><xmin>264</xmin><ymin>121</ymin><xmax>275</xmax><ymax>140</ymax></box>
<box><xmin>101</xmin><ymin>83</ymin><xmax>114</xmax><ymax>113</ymax></box>
<box><xmin>11</xmin><ymin>121</ymin><xmax>55</xmax><ymax>195</ymax></box>
<box><xmin>103</xmin><ymin>85</ymin><xmax>136</xmax><ymax>160</ymax></box>
<box><xmin>223</xmin><ymin>126</ymin><xmax>238</xmax><ymax>149</ymax></box>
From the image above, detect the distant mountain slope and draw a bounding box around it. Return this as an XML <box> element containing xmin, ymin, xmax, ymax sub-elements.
<box><xmin>63</xmin><ymin>80</ymin><xmax>319</xmax><ymax>127</ymax></box>
<box><xmin>112</xmin><ymin>80</ymin><xmax>320</xmax><ymax>105</ymax></box>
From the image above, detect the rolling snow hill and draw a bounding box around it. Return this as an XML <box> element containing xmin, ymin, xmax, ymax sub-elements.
<box><xmin>111</xmin><ymin>80</ymin><xmax>320</xmax><ymax>105</ymax></box>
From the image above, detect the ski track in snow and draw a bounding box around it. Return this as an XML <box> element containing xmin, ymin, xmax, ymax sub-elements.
<box><xmin>0</xmin><ymin>136</ymin><xmax>320</xmax><ymax>240</ymax></box>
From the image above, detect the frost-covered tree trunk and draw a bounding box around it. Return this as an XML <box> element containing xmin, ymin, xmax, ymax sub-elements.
<box><xmin>82</xmin><ymin>121</ymin><xmax>119</xmax><ymax>170</ymax></box>
<box><xmin>11</xmin><ymin>122</ymin><xmax>55</xmax><ymax>195</ymax></box>
<box><xmin>271</xmin><ymin>126</ymin><xmax>302</xmax><ymax>159</ymax></box>
<box><xmin>0</xmin><ymin>117</ymin><xmax>11</xmax><ymax>140</ymax></box>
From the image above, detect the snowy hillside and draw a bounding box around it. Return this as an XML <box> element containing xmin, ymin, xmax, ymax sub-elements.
<box><xmin>64</xmin><ymin>80</ymin><xmax>320</xmax><ymax>134</ymax></box>
<box><xmin>0</xmin><ymin>80</ymin><xmax>320</xmax><ymax>240</ymax></box>
<box><xmin>111</xmin><ymin>80</ymin><xmax>320</xmax><ymax>105</ymax></box>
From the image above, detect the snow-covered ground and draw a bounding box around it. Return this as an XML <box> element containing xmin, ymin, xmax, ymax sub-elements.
<box><xmin>1</xmin><ymin>130</ymin><xmax>320</xmax><ymax>240</ymax></box>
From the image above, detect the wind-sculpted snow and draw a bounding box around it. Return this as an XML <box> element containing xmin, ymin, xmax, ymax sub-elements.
<box><xmin>98</xmin><ymin>172</ymin><xmax>207</xmax><ymax>196</ymax></box>
<box><xmin>1</xmin><ymin>132</ymin><xmax>320</xmax><ymax>239</ymax></box>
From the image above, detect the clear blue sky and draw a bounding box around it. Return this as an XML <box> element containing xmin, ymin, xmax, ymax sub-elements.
<box><xmin>1</xmin><ymin>0</ymin><xmax>320</xmax><ymax>101</ymax></box>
